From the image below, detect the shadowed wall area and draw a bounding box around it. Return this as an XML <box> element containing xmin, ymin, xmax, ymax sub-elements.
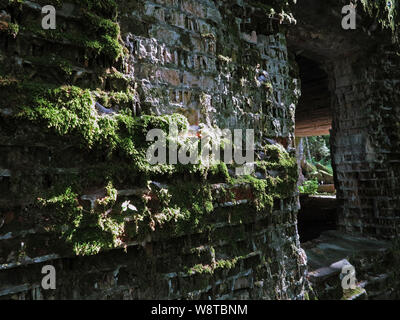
<box><xmin>288</xmin><ymin>0</ymin><xmax>400</xmax><ymax>239</ymax></box>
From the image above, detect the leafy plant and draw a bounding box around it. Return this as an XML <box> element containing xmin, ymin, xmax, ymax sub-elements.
<box><xmin>298</xmin><ymin>179</ymin><xmax>318</xmax><ymax>195</ymax></box>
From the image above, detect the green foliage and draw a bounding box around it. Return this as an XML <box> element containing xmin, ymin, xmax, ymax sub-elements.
<box><xmin>234</xmin><ymin>175</ymin><xmax>274</xmax><ymax>212</ymax></box>
<box><xmin>7</xmin><ymin>80</ymin><xmax>296</xmax><ymax>255</ymax></box>
<box><xmin>305</xmin><ymin>136</ymin><xmax>331</xmax><ymax>164</ymax></box>
<box><xmin>361</xmin><ymin>0</ymin><xmax>400</xmax><ymax>43</ymax></box>
<box><xmin>29</xmin><ymin>140</ymin><xmax>299</xmax><ymax>256</ymax></box>
<box><xmin>209</xmin><ymin>162</ymin><xmax>230</xmax><ymax>182</ymax></box>
<box><xmin>7</xmin><ymin>22</ymin><xmax>19</xmax><ymax>37</ymax></box>
<box><xmin>186</xmin><ymin>256</ymin><xmax>244</xmax><ymax>275</ymax></box>
<box><xmin>7</xmin><ymin>0</ymin><xmax>24</xmax><ymax>6</ymax></box>
<box><xmin>298</xmin><ymin>179</ymin><xmax>318</xmax><ymax>195</ymax></box>
<box><xmin>37</xmin><ymin>183</ymin><xmax>124</xmax><ymax>256</ymax></box>
<box><xmin>13</xmin><ymin>0</ymin><xmax>123</xmax><ymax>61</ymax></box>
<box><xmin>37</xmin><ymin>187</ymin><xmax>83</xmax><ymax>228</ymax></box>
<box><xmin>8</xmin><ymin>80</ymin><xmax>190</xmax><ymax>176</ymax></box>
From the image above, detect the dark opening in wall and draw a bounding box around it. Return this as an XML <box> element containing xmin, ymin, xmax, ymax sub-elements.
<box><xmin>297</xmin><ymin>135</ymin><xmax>338</xmax><ymax>243</ymax></box>
<box><xmin>295</xmin><ymin>55</ymin><xmax>332</xmax><ymax>138</ymax></box>
<box><xmin>294</xmin><ymin>55</ymin><xmax>338</xmax><ymax>242</ymax></box>
<box><xmin>0</xmin><ymin>175</ymin><xmax>10</xmax><ymax>198</ymax></box>
<box><xmin>297</xmin><ymin>195</ymin><xmax>338</xmax><ymax>243</ymax></box>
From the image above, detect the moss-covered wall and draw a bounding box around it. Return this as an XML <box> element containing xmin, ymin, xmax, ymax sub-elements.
<box><xmin>0</xmin><ymin>0</ymin><xmax>308</xmax><ymax>299</ymax></box>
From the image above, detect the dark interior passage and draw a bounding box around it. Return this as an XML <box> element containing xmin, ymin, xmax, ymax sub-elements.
<box><xmin>298</xmin><ymin>195</ymin><xmax>338</xmax><ymax>243</ymax></box>
<box><xmin>294</xmin><ymin>55</ymin><xmax>338</xmax><ymax>243</ymax></box>
<box><xmin>295</xmin><ymin>56</ymin><xmax>332</xmax><ymax>137</ymax></box>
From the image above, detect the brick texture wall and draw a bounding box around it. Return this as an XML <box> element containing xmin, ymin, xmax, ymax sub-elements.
<box><xmin>0</xmin><ymin>0</ymin><xmax>307</xmax><ymax>300</ymax></box>
<box><xmin>331</xmin><ymin>46</ymin><xmax>400</xmax><ymax>239</ymax></box>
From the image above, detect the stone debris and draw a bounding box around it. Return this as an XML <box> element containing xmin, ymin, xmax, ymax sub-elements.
<box><xmin>94</xmin><ymin>102</ymin><xmax>116</xmax><ymax>115</ymax></box>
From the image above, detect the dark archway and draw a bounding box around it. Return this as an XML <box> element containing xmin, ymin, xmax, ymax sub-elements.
<box><xmin>287</xmin><ymin>0</ymin><xmax>400</xmax><ymax>240</ymax></box>
<box><xmin>294</xmin><ymin>54</ymin><xmax>337</xmax><ymax>243</ymax></box>
<box><xmin>295</xmin><ymin>55</ymin><xmax>332</xmax><ymax>138</ymax></box>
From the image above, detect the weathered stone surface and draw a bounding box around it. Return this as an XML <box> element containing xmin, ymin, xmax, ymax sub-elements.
<box><xmin>289</xmin><ymin>0</ymin><xmax>400</xmax><ymax>240</ymax></box>
<box><xmin>2</xmin><ymin>0</ymin><xmax>399</xmax><ymax>301</ymax></box>
<box><xmin>303</xmin><ymin>230</ymin><xmax>394</xmax><ymax>299</ymax></box>
<box><xmin>0</xmin><ymin>0</ymin><xmax>306</xmax><ymax>300</ymax></box>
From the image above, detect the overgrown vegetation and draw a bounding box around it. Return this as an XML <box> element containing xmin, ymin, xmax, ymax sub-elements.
<box><xmin>0</xmin><ymin>0</ymin><xmax>300</xmax><ymax>257</ymax></box>
<box><xmin>298</xmin><ymin>135</ymin><xmax>334</xmax><ymax>195</ymax></box>
<box><xmin>303</xmin><ymin>136</ymin><xmax>332</xmax><ymax>172</ymax></box>
<box><xmin>5</xmin><ymin>0</ymin><xmax>124</xmax><ymax>62</ymax></box>
<box><xmin>298</xmin><ymin>179</ymin><xmax>318</xmax><ymax>195</ymax></box>
<box><xmin>361</xmin><ymin>0</ymin><xmax>400</xmax><ymax>44</ymax></box>
<box><xmin>0</xmin><ymin>77</ymin><xmax>299</xmax><ymax>256</ymax></box>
